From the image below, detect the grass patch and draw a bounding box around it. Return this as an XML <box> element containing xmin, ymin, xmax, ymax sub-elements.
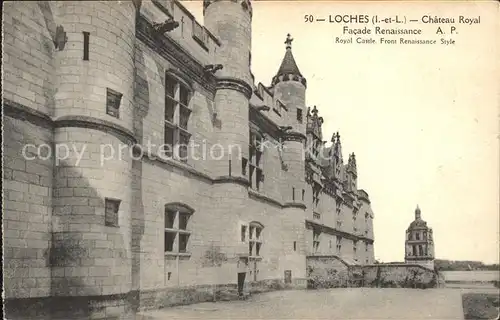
<box><xmin>462</xmin><ymin>293</ymin><xmax>500</xmax><ymax>319</ymax></box>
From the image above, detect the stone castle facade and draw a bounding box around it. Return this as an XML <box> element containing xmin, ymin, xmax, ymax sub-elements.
<box><xmin>3</xmin><ymin>0</ymin><xmax>374</xmax><ymax>318</ymax></box>
<box><xmin>405</xmin><ymin>206</ymin><xmax>435</xmax><ymax>270</ymax></box>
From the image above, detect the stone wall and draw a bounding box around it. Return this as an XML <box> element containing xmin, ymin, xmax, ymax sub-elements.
<box><xmin>305</xmin><ymin>257</ymin><xmax>439</xmax><ymax>289</ymax></box>
<box><xmin>306</xmin><ymin>256</ymin><xmax>350</xmax><ymax>288</ymax></box>
<box><xmin>352</xmin><ymin>264</ymin><xmax>439</xmax><ymax>288</ymax></box>
<box><xmin>3</xmin><ymin>111</ymin><xmax>53</xmax><ymax>300</ymax></box>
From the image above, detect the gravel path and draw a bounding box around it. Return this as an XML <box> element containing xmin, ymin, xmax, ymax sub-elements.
<box><xmin>138</xmin><ymin>288</ymin><xmax>465</xmax><ymax>320</ymax></box>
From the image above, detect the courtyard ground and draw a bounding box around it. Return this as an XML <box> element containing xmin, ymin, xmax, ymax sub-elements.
<box><xmin>137</xmin><ymin>288</ymin><xmax>469</xmax><ymax>320</ymax></box>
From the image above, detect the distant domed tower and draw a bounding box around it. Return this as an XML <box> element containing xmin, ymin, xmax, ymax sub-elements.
<box><xmin>405</xmin><ymin>205</ymin><xmax>435</xmax><ymax>269</ymax></box>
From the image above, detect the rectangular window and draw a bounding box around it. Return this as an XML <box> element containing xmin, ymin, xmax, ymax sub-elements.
<box><xmin>256</xmin><ymin>168</ymin><xmax>263</xmax><ymax>191</ymax></box>
<box><xmin>297</xmin><ymin>108</ymin><xmax>303</xmax><ymax>123</ymax></box>
<box><xmin>256</xmin><ymin>243</ymin><xmax>261</xmax><ymax>256</ymax></box>
<box><xmin>241</xmin><ymin>225</ymin><xmax>247</xmax><ymax>242</ymax></box>
<box><xmin>416</xmin><ymin>232</ymin><xmax>420</xmax><ymax>240</ymax></box>
<box><xmin>164</xmin><ymin>74</ymin><xmax>192</xmax><ymax>162</ymax></box>
<box><xmin>249</xmin><ymin>226</ymin><xmax>254</xmax><ymax>240</ymax></box>
<box><xmin>313</xmin><ymin>230</ymin><xmax>320</xmax><ymax>253</ymax></box>
<box><xmin>164</xmin><ymin>206</ymin><xmax>193</xmax><ymax>254</ymax></box>
<box><xmin>242</xmin><ymin>157</ymin><xmax>248</xmax><ymax>175</ymax></box>
<box><xmin>165</xmin><ymin>232</ymin><xmax>175</xmax><ymax>252</ymax></box>
<box><xmin>165</xmin><ymin>98</ymin><xmax>176</xmax><ymax>123</ymax></box>
<box><xmin>179</xmin><ymin>234</ymin><xmax>189</xmax><ymax>253</ymax></box>
<box><xmin>249</xmin><ymin>131</ymin><xmax>264</xmax><ymax>190</ymax></box>
<box><xmin>106</xmin><ymin>88</ymin><xmax>122</xmax><ymax>118</ymax></box>
<box><xmin>302</xmin><ymin>189</ymin><xmax>305</xmax><ymax>201</ymax></box>
<box><xmin>83</xmin><ymin>32</ymin><xmax>90</xmax><ymax>61</ymax></box>
<box><xmin>292</xmin><ymin>187</ymin><xmax>295</xmax><ymax>201</ymax></box>
<box><xmin>336</xmin><ymin>236</ymin><xmax>342</xmax><ymax>253</ymax></box>
<box><xmin>104</xmin><ymin>198</ymin><xmax>120</xmax><ymax>227</ymax></box>
<box><xmin>164</xmin><ymin>124</ymin><xmax>175</xmax><ymax>157</ymax></box>
<box><xmin>249</xmin><ymin>165</ymin><xmax>255</xmax><ymax>189</ymax></box>
<box><xmin>192</xmin><ymin>20</ymin><xmax>209</xmax><ymax>48</ymax></box>
<box><xmin>178</xmin><ymin>130</ymin><xmax>190</xmax><ymax>161</ymax></box>
<box><xmin>249</xmin><ymin>242</ymin><xmax>253</xmax><ymax>256</ymax></box>
<box><xmin>179</xmin><ymin>106</ymin><xmax>191</xmax><ymax>130</ymax></box>
<box><xmin>179</xmin><ymin>85</ymin><xmax>190</xmax><ymax>106</ymax></box>
<box><xmin>256</xmin><ymin>149</ymin><xmax>262</xmax><ymax>167</ymax></box>
<box><xmin>165</xmin><ymin>209</ymin><xmax>176</xmax><ymax>229</ymax></box>
<box><xmin>249</xmin><ymin>146</ymin><xmax>255</xmax><ymax>164</ymax></box>
<box><xmin>165</xmin><ymin>77</ymin><xmax>176</xmax><ymax>98</ymax></box>
<box><xmin>178</xmin><ymin>213</ymin><xmax>189</xmax><ymax>230</ymax></box>
<box><xmin>293</xmin><ymin>241</ymin><xmax>297</xmax><ymax>251</ymax></box>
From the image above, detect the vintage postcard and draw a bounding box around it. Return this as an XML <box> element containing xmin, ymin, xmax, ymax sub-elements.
<box><xmin>2</xmin><ymin>0</ymin><xmax>499</xmax><ymax>319</ymax></box>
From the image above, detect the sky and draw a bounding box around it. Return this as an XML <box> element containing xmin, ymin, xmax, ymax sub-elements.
<box><xmin>182</xmin><ymin>1</ymin><xmax>499</xmax><ymax>264</ymax></box>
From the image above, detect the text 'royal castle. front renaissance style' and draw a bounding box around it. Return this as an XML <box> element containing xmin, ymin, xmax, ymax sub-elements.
<box><xmin>3</xmin><ymin>0</ymin><xmax>375</xmax><ymax>318</ymax></box>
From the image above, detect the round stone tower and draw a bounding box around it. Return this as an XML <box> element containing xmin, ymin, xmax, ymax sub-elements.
<box><xmin>405</xmin><ymin>205</ymin><xmax>435</xmax><ymax>270</ymax></box>
<box><xmin>50</xmin><ymin>1</ymin><xmax>138</xmax><ymax>316</ymax></box>
<box><xmin>204</xmin><ymin>0</ymin><xmax>253</xmax><ymax>179</ymax></box>
<box><xmin>271</xmin><ymin>33</ymin><xmax>308</xmax><ymax>281</ymax></box>
<box><xmin>272</xmin><ymin>34</ymin><xmax>307</xmax><ymax>203</ymax></box>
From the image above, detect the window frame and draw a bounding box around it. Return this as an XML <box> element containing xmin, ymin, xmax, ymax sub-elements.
<box><xmin>248</xmin><ymin>221</ymin><xmax>264</xmax><ymax>258</ymax></box>
<box><xmin>164</xmin><ymin>203</ymin><xmax>194</xmax><ymax>256</ymax></box>
<box><xmin>164</xmin><ymin>73</ymin><xmax>193</xmax><ymax>162</ymax></box>
<box><xmin>106</xmin><ymin>88</ymin><xmax>122</xmax><ymax>118</ymax></box>
<box><xmin>312</xmin><ymin>229</ymin><xmax>321</xmax><ymax>253</ymax></box>
<box><xmin>104</xmin><ymin>198</ymin><xmax>121</xmax><ymax>227</ymax></box>
<box><xmin>248</xmin><ymin>131</ymin><xmax>264</xmax><ymax>191</ymax></box>
<box><xmin>297</xmin><ymin>108</ymin><xmax>303</xmax><ymax>123</ymax></box>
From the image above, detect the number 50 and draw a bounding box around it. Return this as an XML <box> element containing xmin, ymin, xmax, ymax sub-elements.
<box><xmin>304</xmin><ymin>15</ymin><xmax>314</xmax><ymax>22</ymax></box>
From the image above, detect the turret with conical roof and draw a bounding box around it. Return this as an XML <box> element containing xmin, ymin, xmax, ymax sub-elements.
<box><xmin>271</xmin><ymin>33</ymin><xmax>307</xmax><ymax>134</ymax></box>
<box><xmin>272</xmin><ymin>34</ymin><xmax>307</xmax><ymax>87</ymax></box>
<box><xmin>271</xmin><ymin>34</ymin><xmax>307</xmax><ymax>206</ymax></box>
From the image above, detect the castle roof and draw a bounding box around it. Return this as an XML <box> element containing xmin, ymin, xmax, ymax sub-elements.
<box><xmin>275</xmin><ymin>44</ymin><xmax>302</xmax><ymax>78</ymax></box>
<box><xmin>409</xmin><ymin>219</ymin><xmax>428</xmax><ymax>229</ymax></box>
<box><xmin>408</xmin><ymin>205</ymin><xmax>430</xmax><ymax>230</ymax></box>
<box><xmin>272</xmin><ymin>34</ymin><xmax>306</xmax><ymax>87</ymax></box>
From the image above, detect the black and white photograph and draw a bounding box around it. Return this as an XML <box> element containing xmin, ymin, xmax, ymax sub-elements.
<box><xmin>2</xmin><ymin>0</ymin><xmax>499</xmax><ymax>319</ymax></box>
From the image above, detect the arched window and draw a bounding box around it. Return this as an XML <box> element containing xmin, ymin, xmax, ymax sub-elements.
<box><xmin>164</xmin><ymin>203</ymin><xmax>194</xmax><ymax>254</ymax></box>
<box><xmin>248</xmin><ymin>221</ymin><xmax>264</xmax><ymax>257</ymax></box>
